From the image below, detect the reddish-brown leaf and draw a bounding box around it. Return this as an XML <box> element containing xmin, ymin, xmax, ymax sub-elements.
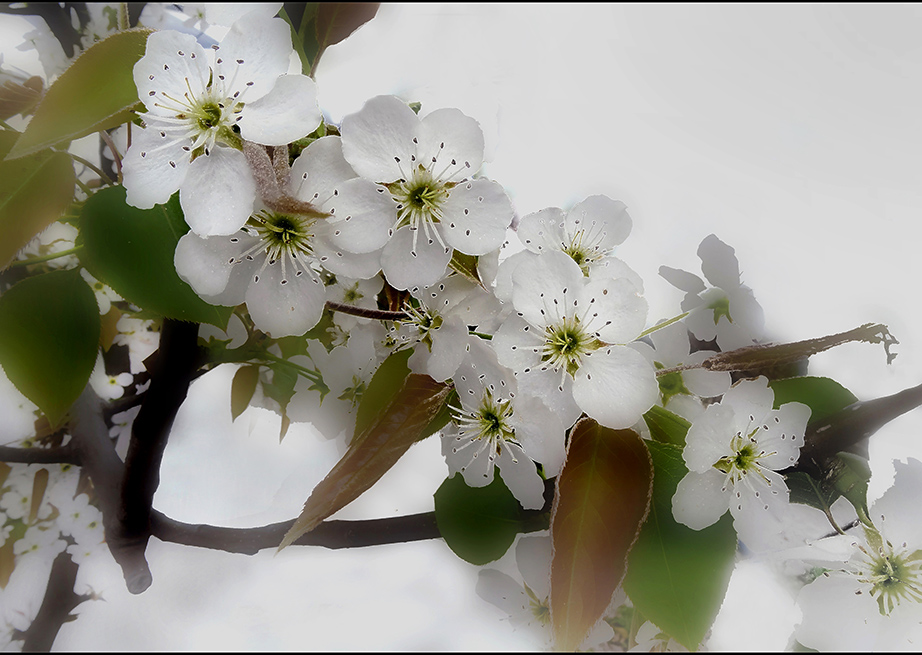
<box><xmin>230</xmin><ymin>365</ymin><xmax>260</xmax><ymax>422</ymax></box>
<box><xmin>279</xmin><ymin>373</ymin><xmax>450</xmax><ymax>549</ymax></box>
<box><xmin>550</xmin><ymin>419</ymin><xmax>653</xmax><ymax>651</ymax></box>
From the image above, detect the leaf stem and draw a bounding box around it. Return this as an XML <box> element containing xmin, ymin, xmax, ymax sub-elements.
<box><xmin>70</xmin><ymin>153</ymin><xmax>114</xmax><ymax>186</ymax></box>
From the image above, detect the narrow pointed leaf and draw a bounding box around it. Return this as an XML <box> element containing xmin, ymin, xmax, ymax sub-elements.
<box><xmin>448</xmin><ymin>251</ymin><xmax>483</xmax><ymax>288</ymax></box>
<box><xmin>623</xmin><ymin>441</ymin><xmax>737</xmax><ymax>651</ymax></box>
<box><xmin>231</xmin><ymin>365</ymin><xmax>260</xmax><ymax>421</ymax></box>
<box><xmin>0</xmin><ymin>130</ymin><xmax>75</xmax><ymax>269</ymax></box>
<box><xmin>6</xmin><ymin>29</ymin><xmax>151</xmax><ymax>160</ymax></box>
<box><xmin>434</xmin><ymin>473</ymin><xmax>522</xmax><ymax>565</ymax></box>
<box><xmin>550</xmin><ymin>419</ymin><xmax>653</xmax><ymax>651</ymax></box>
<box><xmin>280</xmin><ymin>373</ymin><xmax>451</xmax><ymax>549</ymax></box>
<box><xmin>0</xmin><ymin>269</ymin><xmax>100</xmax><ymax>425</ymax></box>
<box><xmin>353</xmin><ymin>348</ymin><xmax>412</xmax><ymax>440</ymax></box>
<box><xmin>79</xmin><ymin>186</ymin><xmax>232</xmax><ymax>328</ymax></box>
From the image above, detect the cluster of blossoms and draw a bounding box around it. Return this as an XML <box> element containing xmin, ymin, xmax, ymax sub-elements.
<box><xmin>3</xmin><ymin>4</ymin><xmax>921</xmax><ymax>652</ymax></box>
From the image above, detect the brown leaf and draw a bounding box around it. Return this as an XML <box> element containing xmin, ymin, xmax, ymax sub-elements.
<box><xmin>279</xmin><ymin>373</ymin><xmax>450</xmax><ymax>549</ymax></box>
<box><xmin>29</xmin><ymin>467</ymin><xmax>50</xmax><ymax>524</ymax></box>
<box><xmin>230</xmin><ymin>365</ymin><xmax>260</xmax><ymax>422</ymax></box>
<box><xmin>550</xmin><ymin>419</ymin><xmax>653</xmax><ymax>651</ymax></box>
<box><xmin>316</xmin><ymin>3</ymin><xmax>380</xmax><ymax>50</ymax></box>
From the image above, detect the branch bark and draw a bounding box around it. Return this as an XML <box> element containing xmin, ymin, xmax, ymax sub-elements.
<box><xmin>17</xmin><ymin>550</ymin><xmax>90</xmax><ymax>652</ymax></box>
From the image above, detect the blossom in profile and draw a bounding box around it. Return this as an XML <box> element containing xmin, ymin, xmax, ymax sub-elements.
<box><xmin>174</xmin><ymin>136</ymin><xmax>392</xmax><ymax>338</ymax></box>
<box><xmin>123</xmin><ymin>16</ymin><xmax>321</xmax><ymax>235</ymax></box>
<box><xmin>442</xmin><ymin>337</ymin><xmax>565</xmax><ymax>510</ymax></box>
<box><xmin>493</xmin><ymin>250</ymin><xmax>657</xmax><ymax>430</ymax></box>
<box><xmin>340</xmin><ymin>95</ymin><xmax>514</xmax><ymax>289</ymax></box>
<box><xmin>672</xmin><ymin>376</ymin><xmax>810</xmax><ymax>546</ymax></box>
<box><xmin>795</xmin><ymin>458</ymin><xmax>922</xmax><ymax>651</ymax></box>
<box><xmin>659</xmin><ymin>234</ymin><xmax>765</xmax><ymax>351</ymax></box>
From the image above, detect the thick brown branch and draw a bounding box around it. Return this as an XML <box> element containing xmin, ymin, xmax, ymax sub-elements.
<box><xmin>17</xmin><ymin>550</ymin><xmax>90</xmax><ymax>652</ymax></box>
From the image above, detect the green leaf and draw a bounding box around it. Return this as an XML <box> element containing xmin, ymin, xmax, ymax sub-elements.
<box><xmin>282</xmin><ymin>3</ymin><xmax>379</xmax><ymax>76</ymax></box>
<box><xmin>769</xmin><ymin>376</ymin><xmax>858</xmax><ymax>425</ymax></box>
<box><xmin>230</xmin><ymin>365</ymin><xmax>260</xmax><ymax>421</ymax></box>
<box><xmin>550</xmin><ymin>420</ymin><xmax>653</xmax><ymax>652</ymax></box>
<box><xmin>279</xmin><ymin>372</ymin><xmax>451</xmax><ymax>549</ymax></box>
<box><xmin>623</xmin><ymin>441</ymin><xmax>737</xmax><ymax>651</ymax></box>
<box><xmin>643</xmin><ymin>405</ymin><xmax>690</xmax><ymax>447</ymax></box>
<box><xmin>352</xmin><ymin>348</ymin><xmax>412</xmax><ymax>439</ymax></box>
<box><xmin>434</xmin><ymin>473</ymin><xmax>522</xmax><ymax>565</ymax></box>
<box><xmin>6</xmin><ymin>29</ymin><xmax>151</xmax><ymax>160</ymax></box>
<box><xmin>79</xmin><ymin>186</ymin><xmax>232</xmax><ymax>328</ymax></box>
<box><xmin>0</xmin><ymin>269</ymin><xmax>100</xmax><ymax>425</ymax></box>
<box><xmin>0</xmin><ymin>130</ymin><xmax>75</xmax><ymax>269</ymax></box>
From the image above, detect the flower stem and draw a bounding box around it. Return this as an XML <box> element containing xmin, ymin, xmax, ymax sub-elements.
<box><xmin>10</xmin><ymin>245</ymin><xmax>83</xmax><ymax>268</ymax></box>
<box><xmin>325</xmin><ymin>300</ymin><xmax>408</xmax><ymax>322</ymax></box>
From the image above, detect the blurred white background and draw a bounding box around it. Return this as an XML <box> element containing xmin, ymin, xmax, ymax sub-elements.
<box><xmin>3</xmin><ymin>3</ymin><xmax>922</xmax><ymax>650</ymax></box>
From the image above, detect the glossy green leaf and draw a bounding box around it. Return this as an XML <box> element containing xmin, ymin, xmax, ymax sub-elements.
<box><xmin>352</xmin><ymin>348</ymin><xmax>412</xmax><ymax>439</ymax></box>
<box><xmin>434</xmin><ymin>473</ymin><xmax>522</xmax><ymax>565</ymax></box>
<box><xmin>79</xmin><ymin>186</ymin><xmax>232</xmax><ymax>328</ymax></box>
<box><xmin>769</xmin><ymin>376</ymin><xmax>858</xmax><ymax>425</ymax></box>
<box><xmin>280</xmin><ymin>372</ymin><xmax>451</xmax><ymax>549</ymax></box>
<box><xmin>643</xmin><ymin>405</ymin><xmax>690</xmax><ymax>447</ymax></box>
<box><xmin>6</xmin><ymin>29</ymin><xmax>150</xmax><ymax>160</ymax></box>
<box><xmin>550</xmin><ymin>420</ymin><xmax>653</xmax><ymax>652</ymax></box>
<box><xmin>0</xmin><ymin>269</ymin><xmax>100</xmax><ymax>425</ymax></box>
<box><xmin>0</xmin><ymin>130</ymin><xmax>75</xmax><ymax>269</ymax></box>
<box><xmin>623</xmin><ymin>441</ymin><xmax>737</xmax><ymax>651</ymax></box>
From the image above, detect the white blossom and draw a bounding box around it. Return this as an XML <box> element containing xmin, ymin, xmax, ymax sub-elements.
<box><xmin>672</xmin><ymin>376</ymin><xmax>810</xmax><ymax>546</ymax></box>
<box><xmin>341</xmin><ymin>95</ymin><xmax>514</xmax><ymax>289</ymax></box>
<box><xmin>123</xmin><ymin>17</ymin><xmax>321</xmax><ymax>235</ymax></box>
<box><xmin>493</xmin><ymin>250</ymin><xmax>657</xmax><ymax>430</ymax></box>
<box><xmin>659</xmin><ymin>234</ymin><xmax>765</xmax><ymax>351</ymax></box>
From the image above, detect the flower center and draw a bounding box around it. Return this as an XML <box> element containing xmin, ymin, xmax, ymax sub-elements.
<box><xmin>855</xmin><ymin>542</ymin><xmax>922</xmax><ymax>615</ymax></box>
<box><xmin>389</xmin><ymin>166</ymin><xmax>451</xmax><ymax>228</ymax></box>
<box><xmin>708</xmin><ymin>295</ymin><xmax>732</xmax><ymax>325</ymax></box>
<box><xmin>231</xmin><ymin>210</ymin><xmax>319</xmax><ymax>287</ymax></box>
<box><xmin>561</xmin><ymin>227</ymin><xmax>610</xmax><ymax>275</ymax></box>
<box><xmin>542</xmin><ymin>316</ymin><xmax>597</xmax><ymax>376</ymax></box>
<box><xmin>712</xmin><ymin>424</ymin><xmax>777</xmax><ymax>491</ymax></box>
<box><xmin>451</xmin><ymin>390</ymin><xmax>520</xmax><ymax>471</ymax></box>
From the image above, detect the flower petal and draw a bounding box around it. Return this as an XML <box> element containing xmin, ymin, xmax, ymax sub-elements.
<box><xmin>566</xmin><ymin>194</ymin><xmax>632</xmax><ymax>248</ymax></box>
<box><xmin>245</xmin><ymin>258</ymin><xmax>326</xmax><ymax>337</ymax></box>
<box><xmin>380</xmin><ymin>225</ymin><xmax>451</xmax><ymax>290</ymax></box>
<box><xmin>440</xmin><ymin>178</ymin><xmax>513</xmax><ymax>255</ymax></box>
<box><xmin>341</xmin><ymin>95</ymin><xmax>418</xmax><ymax>183</ymax></box>
<box><xmin>572</xmin><ymin>345</ymin><xmax>658</xmax><ymax>429</ymax></box>
<box><xmin>698</xmin><ymin>233</ymin><xmax>740</xmax><ymax>290</ymax></box>
<box><xmin>415</xmin><ymin>107</ymin><xmax>485</xmax><ymax>179</ymax></box>
<box><xmin>122</xmin><ymin>126</ymin><xmax>190</xmax><ymax>209</ymax></box>
<box><xmin>672</xmin><ymin>467</ymin><xmax>730</xmax><ymax>530</ymax></box>
<box><xmin>238</xmin><ymin>74</ymin><xmax>322</xmax><ymax>145</ymax></box>
<box><xmin>180</xmin><ymin>146</ymin><xmax>256</xmax><ymax>235</ymax></box>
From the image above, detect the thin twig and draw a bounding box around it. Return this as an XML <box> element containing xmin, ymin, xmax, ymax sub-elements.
<box><xmin>325</xmin><ymin>300</ymin><xmax>408</xmax><ymax>321</ymax></box>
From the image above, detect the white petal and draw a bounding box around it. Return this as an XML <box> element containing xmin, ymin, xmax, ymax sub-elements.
<box><xmin>323</xmin><ymin>178</ymin><xmax>395</xmax><ymax>253</ymax></box>
<box><xmin>380</xmin><ymin>225</ymin><xmax>450</xmax><ymax>290</ymax></box>
<box><xmin>424</xmin><ymin>315</ymin><xmax>468</xmax><ymax>382</ymax></box>
<box><xmin>730</xmin><ymin>468</ymin><xmax>790</xmax><ymax>548</ymax></box>
<box><xmin>238</xmin><ymin>74</ymin><xmax>321</xmax><ymax>145</ymax></box>
<box><xmin>180</xmin><ymin>147</ymin><xmax>256</xmax><ymax>235</ymax></box>
<box><xmin>476</xmin><ymin>568</ymin><xmax>529</xmax><ymax>622</ymax></box>
<box><xmin>698</xmin><ymin>233</ymin><xmax>741</xmax><ymax>290</ymax></box>
<box><xmin>312</xmin><ymin>237</ymin><xmax>382</xmax><ymax>279</ymax></box>
<box><xmin>173</xmin><ymin>231</ymin><xmax>241</xmax><ymax>298</ymax></box>
<box><xmin>658</xmin><ymin>265</ymin><xmax>705</xmax><ymax>294</ymax></box>
<box><xmin>517</xmin><ymin>207</ymin><xmax>566</xmax><ymax>255</ymax></box>
<box><xmin>515</xmin><ymin>536</ymin><xmax>552</xmax><ymax>598</ymax></box>
<box><xmin>683</xmin><ymin>350</ymin><xmax>732</xmax><ymax>397</ymax></box>
<box><xmin>492</xmin><ymin>315</ymin><xmax>544</xmax><ymax>373</ymax></box>
<box><xmin>672</xmin><ymin>468</ymin><xmax>730</xmax><ymax>530</ymax></box>
<box><xmin>795</xmin><ymin>573</ymin><xmax>881</xmax><ymax>652</ymax></box>
<box><xmin>511</xmin><ymin>250</ymin><xmax>584</xmax><ymax>329</ymax></box>
<box><xmin>416</xmin><ymin>107</ymin><xmax>484</xmax><ymax>179</ymax></box>
<box><xmin>683</xmin><ymin>403</ymin><xmax>736</xmax><ymax>473</ymax></box>
<box><xmin>510</xmin><ymin>394</ymin><xmax>566</xmax><ymax>477</ymax></box>
<box><xmin>440</xmin><ymin>179</ymin><xmax>513</xmax><ymax>255</ymax></box>
<box><xmin>871</xmin><ymin>457</ymin><xmax>922</xmax><ymax>549</ymax></box>
<box><xmin>565</xmin><ymin>194</ymin><xmax>632</xmax><ymax>248</ymax></box>
<box><xmin>245</xmin><ymin>259</ymin><xmax>326</xmax><ymax>337</ymax></box>
<box><xmin>134</xmin><ymin>30</ymin><xmax>207</xmax><ymax>112</ymax></box>
<box><xmin>219</xmin><ymin>16</ymin><xmax>294</xmax><ymax>100</ymax></box>
<box><xmin>291</xmin><ymin>136</ymin><xmax>358</xmax><ymax>203</ymax></box>
<box><xmin>722</xmin><ymin>376</ymin><xmax>774</xmax><ymax>432</ymax></box>
<box><xmin>572</xmin><ymin>345</ymin><xmax>658</xmax><ymax>429</ymax></box>
<box><xmin>756</xmin><ymin>402</ymin><xmax>810</xmax><ymax>470</ymax></box>
<box><xmin>341</xmin><ymin>95</ymin><xmax>418</xmax><ymax>183</ymax></box>
<box><xmin>581</xmin><ymin>275</ymin><xmax>648</xmax><ymax>344</ymax></box>
<box><xmin>497</xmin><ymin>445</ymin><xmax>545</xmax><ymax>511</ymax></box>
<box><xmin>122</xmin><ymin>127</ymin><xmax>189</xmax><ymax>209</ymax></box>
<box><xmin>516</xmin><ymin>368</ymin><xmax>583</xmax><ymax>431</ymax></box>
<box><xmin>648</xmin><ymin>320</ymin><xmax>690</xmax><ymax>367</ymax></box>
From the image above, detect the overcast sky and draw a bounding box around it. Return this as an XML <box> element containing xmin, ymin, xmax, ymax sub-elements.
<box><xmin>3</xmin><ymin>3</ymin><xmax>922</xmax><ymax>650</ymax></box>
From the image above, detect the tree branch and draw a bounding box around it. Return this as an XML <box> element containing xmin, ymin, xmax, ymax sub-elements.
<box><xmin>0</xmin><ymin>444</ymin><xmax>79</xmax><ymax>465</ymax></box>
<box><xmin>17</xmin><ymin>550</ymin><xmax>90</xmax><ymax>652</ymax></box>
<box><xmin>149</xmin><ymin>478</ymin><xmax>555</xmax><ymax>554</ymax></box>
